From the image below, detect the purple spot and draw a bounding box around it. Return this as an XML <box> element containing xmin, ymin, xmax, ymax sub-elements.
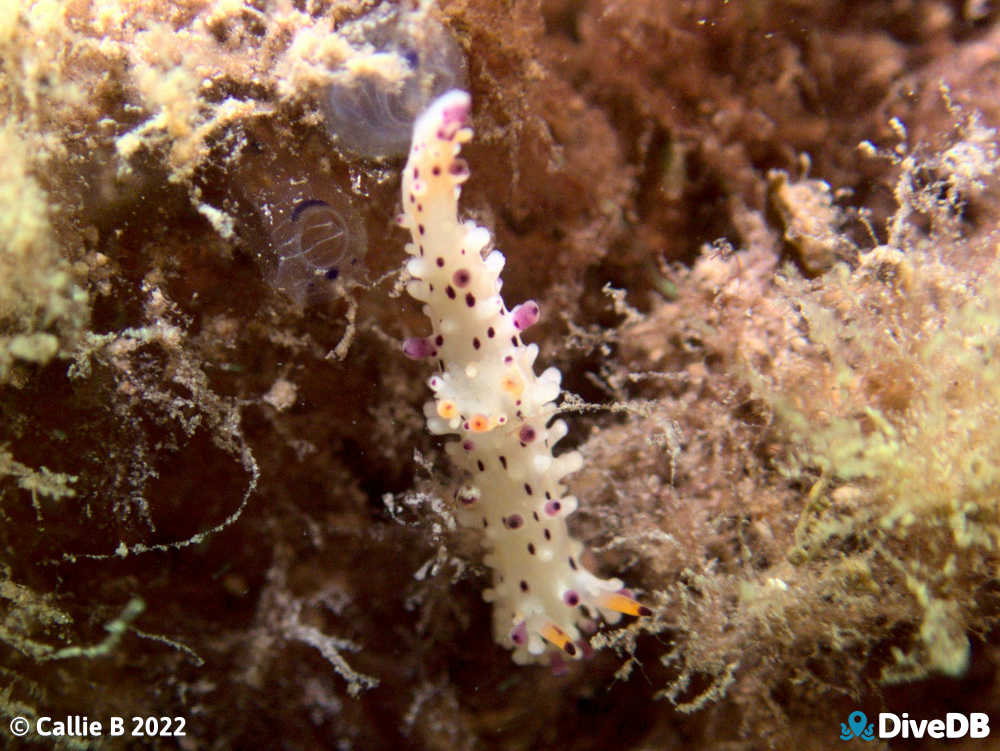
<box><xmin>436</xmin><ymin>257</ymin><xmax>445</xmax><ymax>267</ymax></box>
<box><xmin>518</xmin><ymin>425</ymin><xmax>536</xmax><ymax>443</ymax></box>
<box><xmin>519</xmin><ymin>580</ymin><xmax>529</xmax><ymax>592</ymax></box>
<box><xmin>442</xmin><ymin>102</ymin><xmax>469</xmax><ymax>123</ymax></box>
<box><xmin>487</xmin><ymin>326</ymin><xmax>495</xmax><ymax>338</ymax></box>
<box><xmin>462</xmin><ymin>440</ymin><xmax>475</xmax><ymax>451</ymax></box>
<box><xmin>446</xmin><ymin>286</ymin><xmax>456</xmax><ymax>299</ymax></box>
<box><xmin>402</xmin><ymin>337</ymin><xmax>434</xmax><ymax>359</ymax></box>
<box><xmin>453</xmin><ymin>269</ymin><xmax>471</xmax><ymax>287</ymax></box>
<box><xmin>505</xmin><ymin>514</ymin><xmax>523</xmax><ymax>529</ymax></box>
<box><xmin>465</xmin><ymin>292</ymin><xmax>476</xmax><ymax>307</ymax></box>
<box><xmin>544</xmin><ymin>500</ymin><xmax>561</xmax><ymax>516</ymax></box>
<box><xmin>512</xmin><ymin>300</ymin><xmax>540</xmax><ymax>331</ymax></box>
<box><xmin>449</xmin><ymin>158</ymin><xmax>470</xmax><ymax>179</ymax></box>
<box><xmin>563</xmin><ymin>590</ymin><xmax>580</xmax><ymax>607</ymax></box>
<box><xmin>438</xmin><ymin>100</ymin><xmax>470</xmax><ymax>141</ymax></box>
<box><xmin>511</xmin><ymin>621</ymin><xmax>527</xmax><ymax>645</ymax></box>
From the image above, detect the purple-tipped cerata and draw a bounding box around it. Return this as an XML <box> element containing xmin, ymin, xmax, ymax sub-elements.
<box><xmin>402</xmin><ymin>337</ymin><xmax>436</xmax><ymax>359</ymax></box>
<box><xmin>511</xmin><ymin>301</ymin><xmax>540</xmax><ymax>331</ymax></box>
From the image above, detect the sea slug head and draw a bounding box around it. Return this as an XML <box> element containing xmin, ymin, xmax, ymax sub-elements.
<box><xmin>411</xmin><ymin>89</ymin><xmax>472</xmax><ymax>147</ymax></box>
<box><xmin>401</xmin><ymin>89</ymin><xmax>472</xmax><ymax>207</ymax></box>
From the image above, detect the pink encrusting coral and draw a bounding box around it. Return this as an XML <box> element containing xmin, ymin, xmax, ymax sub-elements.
<box><xmin>397</xmin><ymin>90</ymin><xmax>649</xmax><ymax>664</ymax></box>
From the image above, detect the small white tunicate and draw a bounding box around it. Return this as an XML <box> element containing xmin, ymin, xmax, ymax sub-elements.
<box><xmin>267</xmin><ymin>197</ymin><xmax>366</xmax><ymax>305</ymax></box>
<box><xmin>321</xmin><ymin>5</ymin><xmax>467</xmax><ymax>159</ymax></box>
<box><xmin>233</xmin><ymin>135</ymin><xmax>367</xmax><ymax>306</ymax></box>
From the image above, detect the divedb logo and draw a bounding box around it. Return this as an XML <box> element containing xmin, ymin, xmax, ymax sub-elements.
<box><xmin>840</xmin><ymin>710</ymin><xmax>990</xmax><ymax>741</ymax></box>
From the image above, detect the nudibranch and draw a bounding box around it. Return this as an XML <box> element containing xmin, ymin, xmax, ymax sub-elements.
<box><xmin>397</xmin><ymin>90</ymin><xmax>649</xmax><ymax>664</ymax></box>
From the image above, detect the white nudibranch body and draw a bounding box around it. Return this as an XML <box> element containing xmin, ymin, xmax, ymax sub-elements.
<box><xmin>398</xmin><ymin>90</ymin><xmax>648</xmax><ymax>664</ymax></box>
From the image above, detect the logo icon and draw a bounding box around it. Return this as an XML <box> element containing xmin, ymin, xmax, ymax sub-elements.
<box><xmin>841</xmin><ymin>711</ymin><xmax>875</xmax><ymax>741</ymax></box>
